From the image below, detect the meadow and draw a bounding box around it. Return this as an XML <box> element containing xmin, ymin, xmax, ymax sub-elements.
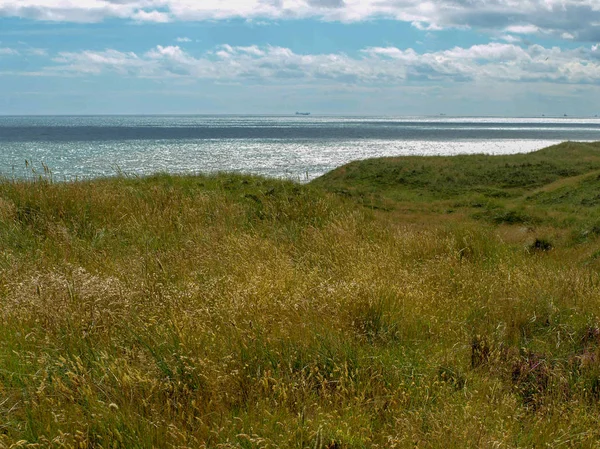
<box><xmin>1</xmin><ymin>142</ymin><xmax>600</xmax><ymax>447</ymax></box>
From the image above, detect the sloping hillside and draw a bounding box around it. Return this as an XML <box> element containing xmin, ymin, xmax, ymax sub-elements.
<box><xmin>2</xmin><ymin>145</ymin><xmax>600</xmax><ymax>447</ymax></box>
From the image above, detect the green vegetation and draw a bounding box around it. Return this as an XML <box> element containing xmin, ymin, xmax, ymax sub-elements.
<box><xmin>2</xmin><ymin>142</ymin><xmax>600</xmax><ymax>447</ymax></box>
<box><xmin>314</xmin><ymin>141</ymin><xmax>600</xmax><ymax>226</ymax></box>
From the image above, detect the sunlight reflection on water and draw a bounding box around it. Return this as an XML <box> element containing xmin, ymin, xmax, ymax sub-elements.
<box><xmin>1</xmin><ymin>115</ymin><xmax>598</xmax><ymax>182</ymax></box>
<box><xmin>1</xmin><ymin>138</ymin><xmax>562</xmax><ymax>182</ymax></box>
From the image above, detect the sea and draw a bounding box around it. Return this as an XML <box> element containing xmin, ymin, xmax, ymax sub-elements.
<box><xmin>2</xmin><ymin>115</ymin><xmax>600</xmax><ymax>182</ymax></box>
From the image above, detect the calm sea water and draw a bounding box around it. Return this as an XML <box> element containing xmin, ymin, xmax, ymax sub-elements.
<box><xmin>1</xmin><ymin>115</ymin><xmax>600</xmax><ymax>181</ymax></box>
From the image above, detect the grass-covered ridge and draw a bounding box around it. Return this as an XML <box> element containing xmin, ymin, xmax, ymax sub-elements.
<box><xmin>314</xmin><ymin>141</ymin><xmax>600</xmax><ymax>228</ymax></box>
<box><xmin>314</xmin><ymin>142</ymin><xmax>600</xmax><ymax>198</ymax></box>
<box><xmin>2</xmin><ymin>143</ymin><xmax>600</xmax><ymax>447</ymax></box>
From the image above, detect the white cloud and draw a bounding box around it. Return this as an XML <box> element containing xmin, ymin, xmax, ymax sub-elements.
<box><xmin>441</xmin><ymin>43</ymin><xmax>531</xmax><ymax>61</ymax></box>
<box><xmin>505</xmin><ymin>25</ymin><xmax>540</xmax><ymax>34</ymax></box>
<box><xmin>39</xmin><ymin>42</ymin><xmax>600</xmax><ymax>86</ymax></box>
<box><xmin>499</xmin><ymin>35</ymin><xmax>522</xmax><ymax>43</ymax></box>
<box><xmin>13</xmin><ymin>43</ymin><xmax>47</xmax><ymax>56</ymax></box>
<box><xmin>0</xmin><ymin>47</ymin><xmax>18</xmax><ymax>55</ymax></box>
<box><xmin>1</xmin><ymin>1</ymin><xmax>600</xmax><ymax>42</ymax></box>
<box><xmin>26</xmin><ymin>47</ymin><xmax>47</xmax><ymax>56</ymax></box>
<box><xmin>52</xmin><ymin>49</ymin><xmax>146</xmax><ymax>75</ymax></box>
<box><xmin>175</xmin><ymin>37</ymin><xmax>191</xmax><ymax>42</ymax></box>
<box><xmin>132</xmin><ymin>9</ymin><xmax>170</xmax><ymax>23</ymax></box>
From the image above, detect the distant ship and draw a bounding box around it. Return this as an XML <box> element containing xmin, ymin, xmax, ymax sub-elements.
<box><xmin>295</xmin><ymin>112</ymin><xmax>311</xmax><ymax>116</ymax></box>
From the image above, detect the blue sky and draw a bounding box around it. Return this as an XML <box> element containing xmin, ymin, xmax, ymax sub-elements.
<box><xmin>1</xmin><ymin>0</ymin><xmax>600</xmax><ymax>116</ymax></box>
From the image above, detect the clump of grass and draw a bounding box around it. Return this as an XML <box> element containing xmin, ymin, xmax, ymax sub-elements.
<box><xmin>494</xmin><ymin>209</ymin><xmax>534</xmax><ymax>225</ymax></box>
<box><xmin>510</xmin><ymin>350</ymin><xmax>551</xmax><ymax>409</ymax></box>
<box><xmin>471</xmin><ymin>335</ymin><xmax>492</xmax><ymax>369</ymax></box>
<box><xmin>438</xmin><ymin>366</ymin><xmax>466</xmax><ymax>390</ymax></box>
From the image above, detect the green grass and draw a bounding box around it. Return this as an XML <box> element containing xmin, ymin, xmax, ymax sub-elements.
<box><xmin>2</xmin><ymin>143</ymin><xmax>600</xmax><ymax>447</ymax></box>
<box><xmin>313</xmin><ymin>141</ymin><xmax>600</xmax><ymax>228</ymax></box>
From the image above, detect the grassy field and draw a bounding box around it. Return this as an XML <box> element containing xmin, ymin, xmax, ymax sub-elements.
<box><xmin>2</xmin><ymin>142</ymin><xmax>600</xmax><ymax>447</ymax></box>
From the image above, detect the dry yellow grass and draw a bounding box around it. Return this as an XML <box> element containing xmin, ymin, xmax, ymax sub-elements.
<box><xmin>0</xmin><ymin>170</ymin><xmax>600</xmax><ymax>448</ymax></box>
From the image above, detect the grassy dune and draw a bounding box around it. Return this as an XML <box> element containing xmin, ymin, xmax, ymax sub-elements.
<box><xmin>2</xmin><ymin>143</ymin><xmax>600</xmax><ymax>447</ymax></box>
<box><xmin>314</xmin><ymin>141</ymin><xmax>600</xmax><ymax>227</ymax></box>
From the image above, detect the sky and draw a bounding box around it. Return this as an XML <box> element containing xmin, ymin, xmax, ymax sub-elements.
<box><xmin>1</xmin><ymin>0</ymin><xmax>600</xmax><ymax>116</ymax></box>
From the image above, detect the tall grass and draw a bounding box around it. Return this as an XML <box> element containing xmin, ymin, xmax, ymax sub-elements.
<box><xmin>1</xmin><ymin>165</ymin><xmax>600</xmax><ymax>447</ymax></box>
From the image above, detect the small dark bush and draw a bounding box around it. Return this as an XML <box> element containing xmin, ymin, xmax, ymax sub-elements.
<box><xmin>493</xmin><ymin>210</ymin><xmax>531</xmax><ymax>225</ymax></box>
<box><xmin>530</xmin><ymin>238</ymin><xmax>553</xmax><ymax>252</ymax></box>
<box><xmin>580</xmin><ymin>326</ymin><xmax>600</xmax><ymax>348</ymax></box>
<box><xmin>511</xmin><ymin>351</ymin><xmax>550</xmax><ymax>408</ymax></box>
<box><xmin>471</xmin><ymin>335</ymin><xmax>492</xmax><ymax>368</ymax></box>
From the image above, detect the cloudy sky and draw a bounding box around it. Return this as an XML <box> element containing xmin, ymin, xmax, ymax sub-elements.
<box><xmin>1</xmin><ymin>0</ymin><xmax>600</xmax><ymax>115</ymax></box>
